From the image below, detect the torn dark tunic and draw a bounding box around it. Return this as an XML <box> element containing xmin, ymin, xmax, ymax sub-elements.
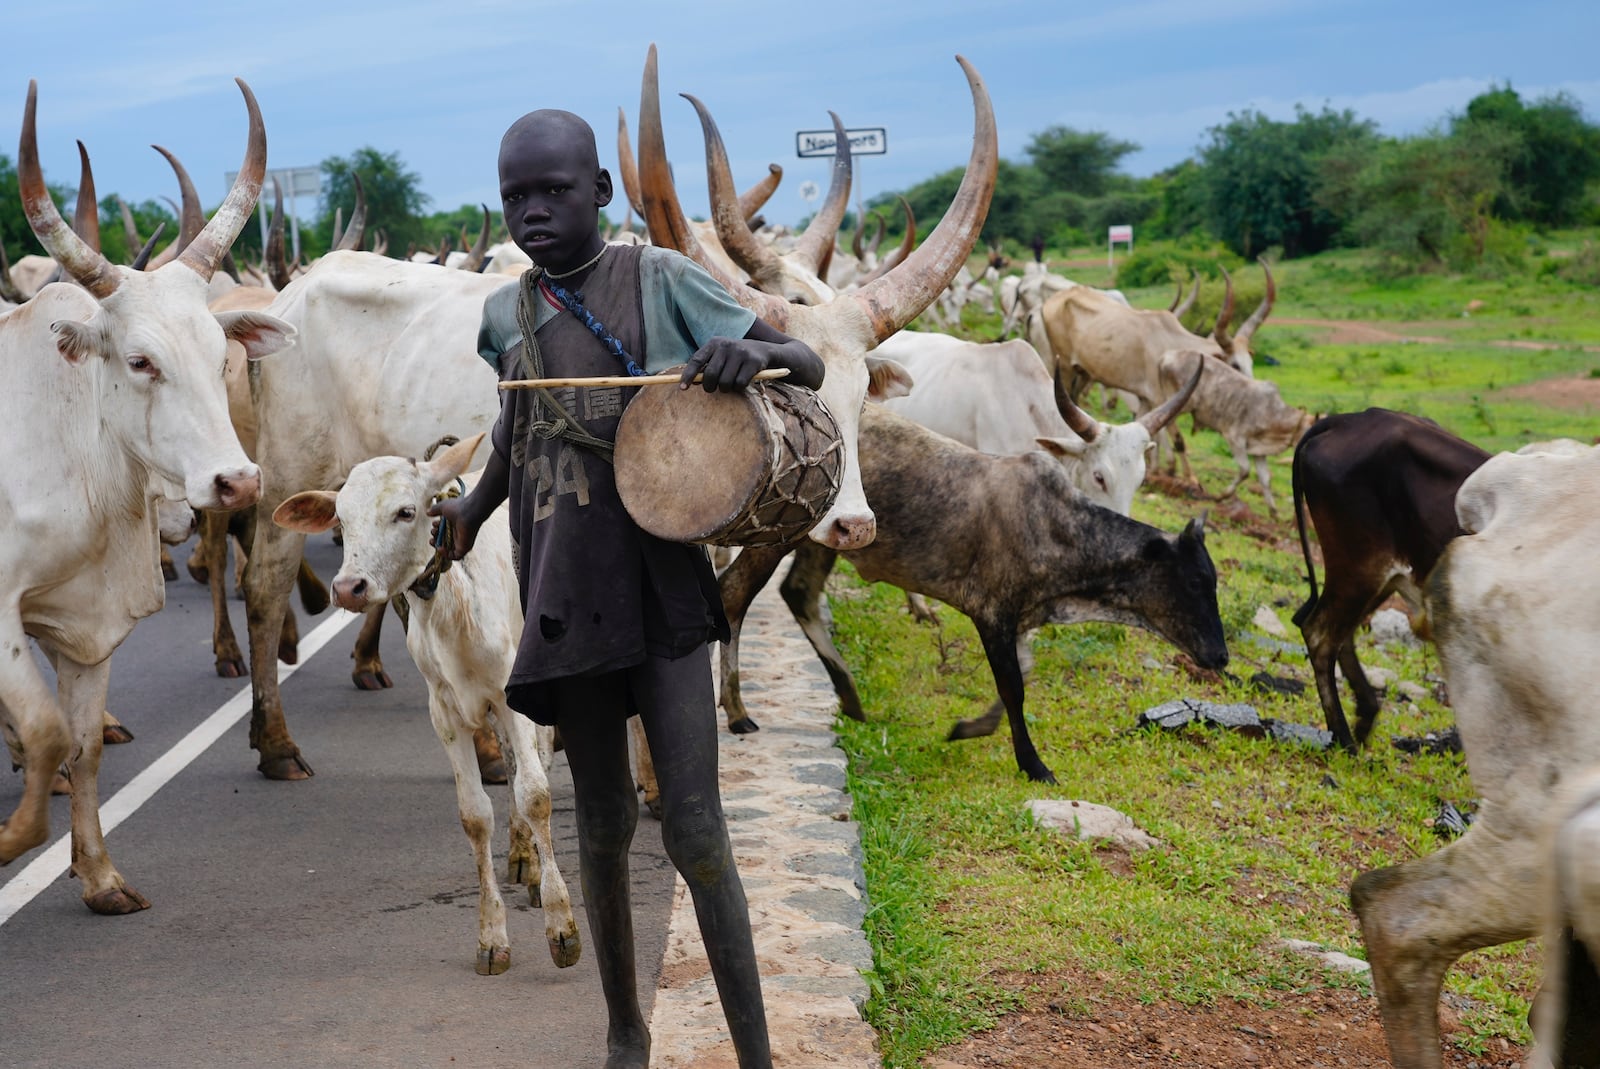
<box><xmin>488</xmin><ymin>244</ymin><xmax>729</xmax><ymax>724</ymax></box>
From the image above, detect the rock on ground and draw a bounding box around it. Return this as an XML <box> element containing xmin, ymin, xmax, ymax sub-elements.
<box><xmin>1028</xmin><ymin>799</ymin><xmax>1161</xmax><ymax>851</ymax></box>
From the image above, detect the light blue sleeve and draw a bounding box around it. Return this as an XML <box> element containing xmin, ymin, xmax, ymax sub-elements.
<box><xmin>638</xmin><ymin>246</ymin><xmax>758</xmax><ymax>373</ymax></box>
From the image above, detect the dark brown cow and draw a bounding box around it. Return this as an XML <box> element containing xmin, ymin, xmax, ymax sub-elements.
<box><xmin>718</xmin><ymin>405</ymin><xmax>1229</xmax><ymax>784</ymax></box>
<box><xmin>1290</xmin><ymin>408</ymin><xmax>1489</xmax><ymax>753</ymax></box>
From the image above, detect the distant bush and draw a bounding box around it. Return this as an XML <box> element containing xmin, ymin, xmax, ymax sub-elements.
<box><xmin>1542</xmin><ymin>241</ymin><xmax>1600</xmax><ymax>285</ymax></box>
<box><xmin>1113</xmin><ymin>242</ymin><xmax>1239</xmax><ymax>289</ymax></box>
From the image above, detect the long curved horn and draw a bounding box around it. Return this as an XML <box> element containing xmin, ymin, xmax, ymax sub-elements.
<box><xmin>1052</xmin><ymin>362</ymin><xmax>1100</xmax><ymax>442</ymax></box>
<box><xmin>1174</xmin><ymin>267</ymin><xmax>1200</xmax><ymax>318</ymax></box>
<box><xmin>433</xmin><ymin>236</ymin><xmax>450</xmax><ymax>265</ymax></box>
<box><xmin>0</xmin><ymin>239</ymin><xmax>23</xmax><ymax>303</ymax></box>
<box><xmin>738</xmin><ymin>163</ymin><xmax>781</xmax><ymax>224</ymax></box>
<box><xmin>868</xmin><ymin>210</ymin><xmax>887</xmax><ymax>256</ymax></box>
<box><xmin>1140</xmin><ymin>353</ymin><xmax>1205</xmax><ymax>435</ymax></box>
<box><xmin>790</xmin><ymin>111</ymin><xmax>852</xmax><ymax>275</ymax></box>
<box><xmin>851</xmin><ymin>214</ymin><xmax>868</xmax><ymax>261</ymax></box>
<box><xmin>18</xmin><ymin>81</ymin><xmax>120</xmax><ymax>298</ymax></box>
<box><xmin>176</xmin><ymin>78</ymin><xmax>267</xmax><ymax>282</ymax></box>
<box><xmin>329</xmin><ymin>206</ymin><xmax>345</xmax><ymax>251</ymax></box>
<box><xmin>371</xmin><ymin>228</ymin><xmax>388</xmax><ymax>257</ymax></box>
<box><xmin>334</xmin><ymin>173</ymin><xmax>367</xmax><ymax>251</ymax></box>
<box><xmin>637</xmin><ymin>44</ymin><xmax>793</xmax><ymax>332</ymax></box>
<box><xmin>72</xmin><ymin>140</ymin><xmax>102</xmax><ymax>253</ymax></box>
<box><xmin>151</xmin><ymin>144</ymin><xmax>205</xmax><ymax>254</ymax></box>
<box><xmin>266</xmin><ymin>177</ymin><xmax>292</xmax><ymax>290</ymax></box>
<box><xmin>848</xmin><ymin>56</ymin><xmax>995</xmax><ymax>343</ymax></box>
<box><xmin>130</xmin><ymin>222</ymin><xmax>166</xmax><ymax>271</ymax></box>
<box><xmin>1167</xmin><ymin>271</ymin><xmax>1184</xmax><ymax>312</ymax></box>
<box><xmin>856</xmin><ymin>197</ymin><xmax>915</xmax><ymax>285</ymax></box>
<box><xmin>616</xmin><ymin>107</ymin><xmax>645</xmax><ymax>218</ymax></box>
<box><xmin>1233</xmin><ymin>256</ymin><xmax>1276</xmax><ymax>345</ymax></box>
<box><xmin>1211</xmin><ymin>263</ymin><xmax>1236</xmax><ymax>348</ymax></box>
<box><xmin>682</xmin><ymin>92</ymin><xmax>788</xmax><ymax>292</ymax></box>
<box><xmin>115</xmin><ymin>196</ymin><xmax>142</xmax><ymax>263</ymax></box>
<box><xmin>458</xmin><ymin>205</ymin><xmax>491</xmax><ymax>271</ymax></box>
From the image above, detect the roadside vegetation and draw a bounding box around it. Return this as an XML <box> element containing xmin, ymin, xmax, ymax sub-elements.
<box><xmin>841</xmin><ymin>236</ymin><xmax>1599</xmax><ymax>1066</ymax></box>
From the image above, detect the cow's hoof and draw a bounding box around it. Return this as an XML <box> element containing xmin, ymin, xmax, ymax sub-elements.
<box><xmin>102</xmin><ymin>723</ymin><xmax>135</xmax><ymax>745</ymax></box>
<box><xmin>643</xmin><ymin>795</ymin><xmax>664</xmax><ymax>822</ymax></box>
<box><xmin>85</xmin><ymin>885</ymin><xmax>151</xmax><ymax>915</ymax></box>
<box><xmin>475</xmin><ymin>945</ymin><xmax>511</xmax><ymax>976</ymax></box>
<box><xmin>549</xmin><ymin>929</ymin><xmax>582</xmax><ymax>969</ymax></box>
<box><xmin>351</xmin><ymin>668</ymin><xmax>392</xmax><ymax>691</ymax></box>
<box><xmin>186</xmin><ymin>559</ymin><xmax>211</xmax><ymax>584</ymax></box>
<box><xmin>277</xmin><ymin>641</ymin><xmax>300</xmax><ymax>666</ymax></box>
<box><xmin>51</xmin><ymin>769</ymin><xmax>72</xmax><ymax>795</ymax></box>
<box><xmin>161</xmin><ymin>560</ymin><xmax>179</xmax><ymax>582</ymax></box>
<box><xmin>258</xmin><ymin>753</ymin><xmax>314</xmax><ymax>781</ymax></box>
<box><xmin>299</xmin><ymin>584</ymin><xmax>330</xmax><ymax>617</ymax></box>
<box><xmin>729</xmin><ymin>715</ymin><xmax>760</xmax><ymax>735</ymax></box>
<box><xmin>477</xmin><ymin>758</ymin><xmax>508</xmax><ymax>785</ymax></box>
<box><xmin>214</xmin><ymin>658</ymin><xmax>249</xmax><ymax>679</ymax></box>
<box><xmin>1026</xmin><ymin>768</ymin><xmax>1059</xmax><ymax>785</ymax></box>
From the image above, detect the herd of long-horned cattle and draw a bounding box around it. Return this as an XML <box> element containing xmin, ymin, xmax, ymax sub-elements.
<box><xmin>1</xmin><ymin>43</ymin><xmax>1596</xmax><ymax>1068</ymax></box>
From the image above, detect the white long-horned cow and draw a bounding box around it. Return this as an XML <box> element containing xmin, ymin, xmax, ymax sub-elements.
<box><xmin>0</xmin><ymin>79</ymin><xmax>291</xmax><ymax>912</ymax></box>
<box><xmin>636</xmin><ymin>44</ymin><xmax>998</xmax><ymax>551</ymax></box>
<box><xmin>273</xmin><ymin>434</ymin><xmax>581</xmax><ymax>977</ymax></box>
<box><xmin>1351</xmin><ymin>443</ymin><xmax>1600</xmax><ymax>1069</ymax></box>
<box><xmin>241</xmin><ymin>250</ymin><xmax>514</xmax><ymax>779</ymax></box>
<box><xmin>875</xmin><ymin>330</ymin><xmax>1202</xmax><ymax>517</ymax></box>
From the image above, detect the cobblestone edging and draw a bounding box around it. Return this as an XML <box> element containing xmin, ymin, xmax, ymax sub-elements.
<box><xmin>648</xmin><ymin>574</ymin><xmax>881</xmax><ymax>1068</ymax></box>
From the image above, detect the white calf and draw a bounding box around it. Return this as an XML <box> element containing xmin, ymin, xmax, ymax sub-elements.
<box><xmin>273</xmin><ymin>434</ymin><xmax>580</xmax><ymax>976</ymax></box>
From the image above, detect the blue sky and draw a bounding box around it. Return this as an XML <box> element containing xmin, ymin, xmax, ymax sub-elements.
<box><xmin>6</xmin><ymin>0</ymin><xmax>1596</xmax><ymax>229</ymax></box>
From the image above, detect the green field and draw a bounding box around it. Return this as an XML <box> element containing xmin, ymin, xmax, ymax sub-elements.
<box><xmin>832</xmin><ymin>238</ymin><xmax>1600</xmax><ymax>1066</ymax></box>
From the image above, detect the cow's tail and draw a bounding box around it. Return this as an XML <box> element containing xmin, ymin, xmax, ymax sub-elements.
<box><xmin>1290</xmin><ymin>433</ymin><xmax>1319</xmax><ymax>628</ymax></box>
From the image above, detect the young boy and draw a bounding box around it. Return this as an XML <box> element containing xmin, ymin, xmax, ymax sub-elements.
<box><xmin>431</xmin><ymin>109</ymin><xmax>823</xmax><ymax>1069</ymax></box>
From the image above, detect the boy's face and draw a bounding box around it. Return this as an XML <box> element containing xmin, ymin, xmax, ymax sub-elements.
<box><xmin>498</xmin><ymin>115</ymin><xmax>613</xmax><ymax>273</ymax></box>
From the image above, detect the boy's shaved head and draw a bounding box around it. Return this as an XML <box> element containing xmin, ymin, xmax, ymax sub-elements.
<box><xmin>499</xmin><ymin>109</ymin><xmax>600</xmax><ymax>175</ymax></box>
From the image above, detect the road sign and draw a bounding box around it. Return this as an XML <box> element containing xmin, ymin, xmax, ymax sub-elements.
<box><xmin>1107</xmin><ymin>224</ymin><xmax>1134</xmax><ymax>269</ymax></box>
<box><xmin>798</xmin><ymin>180</ymin><xmax>820</xmax><ymax>203</ymax></box>
<box><xmin>225</xmin><ymin>165</ymin><xmax>321</xmax><ymax>262</ymax></box>
<box><xmin>795</xmin><ymin>127</ymin><xmax>887</xmax><ymax>158</ymax></box>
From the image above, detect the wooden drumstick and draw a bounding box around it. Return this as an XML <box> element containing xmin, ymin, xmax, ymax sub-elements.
<box><xmin>499</xmin><ymin>368</ymin><xmax>792</xmax><ymax>390</ymax></box>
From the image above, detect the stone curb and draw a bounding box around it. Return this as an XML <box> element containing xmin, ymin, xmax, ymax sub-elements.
<box><xmin>648</xmin><ymin>573</ymin><xmax>881</xmax><ymax>1067</ymax></box>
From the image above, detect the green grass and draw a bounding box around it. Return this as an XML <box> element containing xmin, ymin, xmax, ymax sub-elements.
<box><xmin>844</xmin><ymin>240</ymin><xmax>1600</xmax><ymax>1065</ymax></box>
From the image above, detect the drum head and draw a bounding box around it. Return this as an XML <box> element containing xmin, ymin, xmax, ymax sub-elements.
<box><xmin>614</xmin><ymin>379</ymin><xmax>767</xmax><ymax>543</ymax></box>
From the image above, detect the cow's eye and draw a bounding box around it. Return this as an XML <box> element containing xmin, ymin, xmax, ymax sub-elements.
<box><xmin>396</xmin><ymin>507</ymin><xmax>416</xmax><ymax>522</ymax></box>
<box><xmin>127</xmin><ymin>353</ymin><xmax>157</xmax><ymax>376</ymax></box>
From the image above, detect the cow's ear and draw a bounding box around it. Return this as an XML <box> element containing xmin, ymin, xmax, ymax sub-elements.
<box><xmin>1036</xmin><ymin>436</ymin><xmax>1087</xmax><ymax>459</ymax></box>
<box><xmin>865</xmin><ymin>356</ymin><xmax>914</xmax><ymax>402</ymax></box>
<box><xmin>273</xmin><ymin>491</ymin><xmax>339</xmax><ymax>534</ymax></box>
<box><xmin>51</xmin><ymin>319</ymin><xmax>98</xmax><ymax>364</ymax></box>
<box><xmin>216</xmin><ymin>309</ymin><xmax>297</xmax><ymax>361</ymax></box>
<box><xmin>423</xmin><ymin>433</ymin><xmax>485</xmax><ymax>486</ymax></box>
<box><xmin>1184</xmin><ymin>511</ymin><xmax>1209</xmax><ymax>543</ymax></box>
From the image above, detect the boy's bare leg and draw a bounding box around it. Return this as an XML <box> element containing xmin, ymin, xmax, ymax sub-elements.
<box><xmin>556</xmin><ymin>686</ymin><xmax>650</xmax><ymax>1069</ymax></box>
<box><xmin>635</xmin><ymin>652</ymin><xmax>773</xmax><ymax>1069</ymax></box>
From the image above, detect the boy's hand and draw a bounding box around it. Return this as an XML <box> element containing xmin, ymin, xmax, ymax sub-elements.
<box><xmin>681</xmin><ymin>337</ymin><xmax>770</xmax><ymax>393</ymax></box>
<box><xmin>427</xmin><ymin>496</ymin><xmax>482</xmax><ymax>561</ymax></box>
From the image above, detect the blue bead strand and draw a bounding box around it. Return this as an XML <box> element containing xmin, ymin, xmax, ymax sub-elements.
<box><xmin>543</xmin><ymin>279</ymin><xmax>645</xmax><ymax>378</ymax></box>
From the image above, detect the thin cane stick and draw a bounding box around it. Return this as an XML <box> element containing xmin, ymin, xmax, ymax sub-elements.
<box><xmin>498</xmin><ymin>368</ymin><xmax>792</xmax><ymax>390</ymax></box>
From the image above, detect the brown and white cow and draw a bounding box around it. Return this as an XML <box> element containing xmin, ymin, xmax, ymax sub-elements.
<box><xmin>716</xmin><ymin>405</ymin><xmax>1229</xmax><ymax>784</ymax></box>
<box><xmin>273</xmin><ymin>435</ymin><xmax>580</xmax><ymax>977</ymax></box>
<box><xmin>0</xmin><ymin>79</ymin><xmax>290</xmax><ymax>912</ymax></box>
<box><xmin>1352</xmin><ymin>443</ymin><xmax>1600</xmax><ymax>1068</ymax></box>
<box><xmin>1290</xmin><ymin>408</ymin><xmax>1489</xmax><ymax>752</ymax></box>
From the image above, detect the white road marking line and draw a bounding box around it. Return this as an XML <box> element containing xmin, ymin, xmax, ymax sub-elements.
<box><xmin>0</xmin><ymin>609</ymin><xmax>362</xmax><ymax>925</ymax></box>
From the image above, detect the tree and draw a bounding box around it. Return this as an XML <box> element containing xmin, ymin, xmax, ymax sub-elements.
<box><xmin>1024</xmin><ymin>126</ymin><xmax>1139</xmax><ymax>198</ymax></box>
<box><xmin>1454</xmin><ymin>85</ymin><xmax>1600</xmax><ymax>227</ymax></box>
<box><xmin>1197</xmin><ymin>106</ymin><xmax>1377</xmax><ymax>258</ymax></box>
<box><xmin>0</xmin><ymin>153</ymin><xmax>67</xmax><ymax>259</ymax></box>
<box><xmin>319</xmin><ymin>147</ymin><xmax>431</xmax><ymax>253</ymax></box>
<box><xmin>1317</xmin><ymin>124</ymin><xmax>1521</xmax><ymax>271</ymax></box>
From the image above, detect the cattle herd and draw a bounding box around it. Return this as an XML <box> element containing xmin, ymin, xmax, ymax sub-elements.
<box><xmin>1</xmin><ymin>47</ymin><xmax>1597</xmax><ymax>1069</ymax></box>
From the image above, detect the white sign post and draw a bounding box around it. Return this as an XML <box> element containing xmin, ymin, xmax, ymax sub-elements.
<box><xmin>1107</xmin><ymin>224</ymin><xmax>1134</xmax><ymax>270</ymax></box>
<box><xmin>797</xmin><ymin>128</ymin><xmax>887</xmax><ymax>230</ymax></box>
<box><xmin>228</xmin><ymin>165</ymin><xmax>321</xmax><ymax>261</ymax></box>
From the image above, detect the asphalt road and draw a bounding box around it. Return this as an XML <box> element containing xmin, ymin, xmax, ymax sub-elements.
<box><xmin>0</xmin><ymin>533</ymin><xmax>677</xmax><ymax>1069</ymax></box>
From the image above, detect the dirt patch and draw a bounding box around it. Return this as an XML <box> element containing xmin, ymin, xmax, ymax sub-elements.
<box><xmin>918</xmin><ymin>972</ymin><xmax>1526</xmax><ymax>1068</ymax></box>
<box><xmin>1500</xmin><ymin>375</ymin><xmax>1600</xmax><ymax>412</ymax></box>
<box><xmin>1274</xmin><ymin>317</ymin><xmax>1449</xmax><ymax>347</ymax></box>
